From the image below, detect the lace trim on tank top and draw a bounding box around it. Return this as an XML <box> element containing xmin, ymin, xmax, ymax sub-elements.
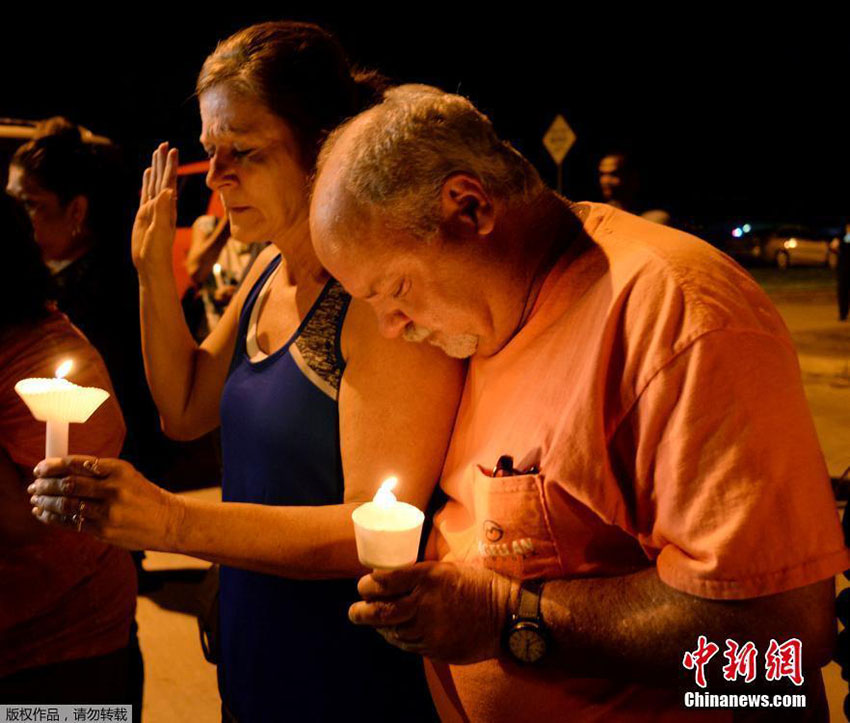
<box><xmin>245</xmin><ymin>265</ymin><xmax>350</xmax><ymax>400</ymax></box>
<box><xmin>290</xmin><ymin>281</ymin><xmax>349</xmax><ymax>399</ymax></box>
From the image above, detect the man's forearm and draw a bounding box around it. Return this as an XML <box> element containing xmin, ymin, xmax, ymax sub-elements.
<box><xmin>521</xmin><ymin>568</ymin><xmax>835</xmax><ymax>684</ymax></box>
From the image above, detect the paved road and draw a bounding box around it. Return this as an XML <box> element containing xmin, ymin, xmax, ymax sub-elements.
<box><xmin>137</xmin><ymin>488</ymin><xmax>220</xmax><ymax>722</ymax></box>
<box><xmin>759</xmin><ymin>269</ymin><xmax>850</xmax><ymax>476</ymax></box>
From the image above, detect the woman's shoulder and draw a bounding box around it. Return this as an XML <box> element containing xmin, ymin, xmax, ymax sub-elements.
<box><xmin>258</xmin><ymin>243</ymin><xmax>283</xmax><ymax>268</ymax></box>
<box><xmin>340</xmin><ymin>297</ymin><xmax>465</xmax><ymax>379</ymax></box>
<box><xmin>232</xmin><ymin>244</ymin><xmax>283</xmax><ymax>315</ymax></box>
<box><xmin>246</xmin><ymin>244</ymin><xmax>283</xmax><ymax>288</ymax></box>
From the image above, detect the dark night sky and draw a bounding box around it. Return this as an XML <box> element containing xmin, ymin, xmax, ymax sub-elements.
<box><xmin>3</xmin><ymin>8</ymin><xmax>846</xmax><ymax>232</ymax></box>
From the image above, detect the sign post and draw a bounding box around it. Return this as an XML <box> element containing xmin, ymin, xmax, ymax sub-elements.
<box><xmin>542</xmin><ymin>114</ymin><xmax>576</xmax><ymax>194</ymax></box>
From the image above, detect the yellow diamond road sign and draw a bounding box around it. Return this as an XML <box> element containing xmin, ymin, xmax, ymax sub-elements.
<box><xmin>543</xmin><ymin>115</ymin><xmax>576</xmax><ymax>165</ymax></box>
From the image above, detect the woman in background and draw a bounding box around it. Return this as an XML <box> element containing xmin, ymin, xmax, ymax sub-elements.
<box><xmin>6</xmin><ymin>119</ymin><xmax>177</xmax><ymax>482</ymax></box>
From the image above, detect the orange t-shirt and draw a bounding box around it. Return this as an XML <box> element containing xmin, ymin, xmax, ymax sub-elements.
<box><xmin>0</xmin><ymin>311</ymin><xmax>137</xmax><ymax>677</ymax></box>
<box><xmin>425</xmin><ymin>203</ymin><xmax>850</xmax><ymax>721</ymax></box>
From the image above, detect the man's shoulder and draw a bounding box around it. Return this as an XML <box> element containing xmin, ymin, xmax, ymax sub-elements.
<box><xmin>568</xmin><ymin>203</ymin><xmax>782</xmax><ymax>339</ymax></box>
<box><xmin>581</xmin><ymin>202</ymin><xmax>723</xmax><ymax>274</ymax></box>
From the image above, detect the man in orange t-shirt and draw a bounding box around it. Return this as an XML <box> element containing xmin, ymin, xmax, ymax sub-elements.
<box><xmin>310</xmin><ymin>85</ymin><xmax>849</xmax><ymax>721</ymax></box>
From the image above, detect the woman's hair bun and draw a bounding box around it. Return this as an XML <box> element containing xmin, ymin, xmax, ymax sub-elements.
<box><xmin>33</xmin><ymin>116</ymin><xmax>84</xmax><ymax>145</ymax></box>
<box><xmin>351</xmin><ymin>69</ymin><xmax>390</xmax><ymax>113</ymax></box>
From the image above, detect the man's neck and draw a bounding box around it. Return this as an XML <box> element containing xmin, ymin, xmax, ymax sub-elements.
<box><xmin>476</xmin><ymin>192</ymin><xmax>584</xmax><ymax>359</ymax></box>
<box><xmin>512</xmin><ymin>193</ymin><xmax>585</xmax><ymax>332</ymax></box>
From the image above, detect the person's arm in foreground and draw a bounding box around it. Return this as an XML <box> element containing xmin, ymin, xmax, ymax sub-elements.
<box><xmin>347</xmin><ymin>562</ymin><xmax>836</xmax><ymax>684</ymax></box>
<box><xmin>28</xmin><ymin>301</ymin><xmax>465</xmax><ymax>579</ymax></box>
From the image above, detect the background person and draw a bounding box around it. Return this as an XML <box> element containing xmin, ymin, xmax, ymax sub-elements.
<box><xmin>834</xmin><ymin>222</ymin><xmax>850</xmax><ymax>321</ymax></box>
<box><xmin>0</xmin><ymin>194</ymin><xmax>141</xmax><ymax>717</ymax></box>
<box><xmin>6</xmin><ymin>117</ymin><xmax>178</xmax><ymax>482</ymax></box>
<box><xmin>598</xmin><ymin>151</ymin><xmax>671</xmax><ymax>225</ymax></box>
<box><xmin>184</xmin><ymin>214</ymin><xmax>268</xmax><ymax>338</ymax></box>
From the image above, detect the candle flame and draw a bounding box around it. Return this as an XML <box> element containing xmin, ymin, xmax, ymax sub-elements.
<box><xmin>55</xmin><ymin>360</ymin><xmax>73</xmax><ymax>379</ymax></box>
<box><xmin>374</xmin><ymin>476</ymin><xmax>398</xmax><ymax>509</ymax></box>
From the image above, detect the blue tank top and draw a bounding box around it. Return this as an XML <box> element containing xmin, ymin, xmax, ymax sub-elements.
<box><xmin>218</xmin><ymin>255</ymin><xmax>435</xmax><ymax>722</ymax></box>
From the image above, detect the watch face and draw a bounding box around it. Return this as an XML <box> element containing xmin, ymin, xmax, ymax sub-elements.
<box><xmin>508</xmin><ymin>623</ymin><xmax>547</xmax><ymax>663</ymax></box>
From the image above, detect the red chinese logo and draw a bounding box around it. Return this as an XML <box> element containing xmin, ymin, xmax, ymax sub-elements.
<box><xmin>682</xmin><ymin>635</ymin><xmax>720</xmax><ymax>688</ymax></box>
<box><xmin>764</xmin><ymin>638</ymin><xmax>804</xmax><ymax>686</ymax></box>
<box><xmin>683</xmin><ymin>637</ymin><xmax>805</xmax><ymax>688</ymax></box>
<box><xmin>722</xmin><ymin>639</ymin><xmax>758</xmax><ymax>683</ymax></box>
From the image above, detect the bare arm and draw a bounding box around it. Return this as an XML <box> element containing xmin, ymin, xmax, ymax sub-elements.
<box><xmin>132</xmin><ymin>144</ymin><xmax>277</xmax><ymax>440</ymax></box>
<box><xmin>32</xmin><ymin>301</ymin><xmax>465</xmax><ymax>579</ymax></box>
<box><xmin>169</xmin><ymin>299</ymin><xmax>465</xmax><ymax>576</ymax></box>
<box><xmin>535</xmin><ymin>569</ymin><xmax>836</xmax><ymax>683</ymax></box>
<box><xmin>352</xmin><ymin>562</ymin><xmax>837</xmax><ymax>687</ymax></box>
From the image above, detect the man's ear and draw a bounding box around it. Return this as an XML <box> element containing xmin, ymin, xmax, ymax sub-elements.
<box><xmin>67</xmin><ymin>195</ymin><xmax>89</xmax><ymax>233</ymax></box>
<box><xmin>439</xmin><ymin>173</ymin><xmax>494</xmax><ymax>238</ymax></box>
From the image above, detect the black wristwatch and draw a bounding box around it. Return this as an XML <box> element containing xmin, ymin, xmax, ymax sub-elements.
<box><xmin>504</xmin><ymin>580</ymin><xmax>549</xmax><ymax>664</ymax></box>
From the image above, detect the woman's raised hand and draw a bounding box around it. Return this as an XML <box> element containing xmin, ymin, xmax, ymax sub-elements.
<box><xmin>131</xmin><ymin>142</ymin><xmax>179</xmax><ymax>272</ymax></box>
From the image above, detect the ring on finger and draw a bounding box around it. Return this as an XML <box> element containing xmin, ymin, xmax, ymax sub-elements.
<box><xmin>76</xmin><ymin>500</ymin><xmax>89</xmax><ymax>532</ymax></box>
<box><xmin>378</xmin><ymin>626</ymin><xmax>400</xmax><ymax>641</ymax></box>
<box><xmin>83</xmin><ymin>457</ymin><xmax>101</xmax><ymax>474</ymax></box>
<box><xmin>380</xmin><ymin>626</ymin><xmax>421</xmax><ymax>644</ymax></box>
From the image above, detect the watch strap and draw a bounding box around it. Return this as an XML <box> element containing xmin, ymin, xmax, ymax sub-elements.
<box><xmin>516</xmin><ymin>580</ymin><xmax>544</xmax><ymax>620</ymax></box>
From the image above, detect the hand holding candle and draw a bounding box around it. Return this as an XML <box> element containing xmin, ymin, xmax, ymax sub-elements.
<box><xmin>352</xmin><ymin>476</ymin><xmax>425</xmax><ymax>569</ymax></box>
<box><xmin>15</xmin><ymin>360</ymin><xmax>110</xmax><ymax>458</ymax></box>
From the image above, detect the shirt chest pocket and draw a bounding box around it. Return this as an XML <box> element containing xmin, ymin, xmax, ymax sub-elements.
<box><xmin>471</xmin><ymin>464</ymin><xmax>563</xmax><ymax>580</ymax></box>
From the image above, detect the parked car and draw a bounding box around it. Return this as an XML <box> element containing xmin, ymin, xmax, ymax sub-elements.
<box><xmin>722</xmin><ymin>222</ymin><xmax>838</xmax><ymax>270</ymax></box>
<box><xmin>761</xmin><ymin>225</ymin><xmax>838</xmax><ymax>270</ymax></box>
<box><xmin>720</xmin><ymin>222</ymin><xmax>772</xmax><ymax>266</ymax></box>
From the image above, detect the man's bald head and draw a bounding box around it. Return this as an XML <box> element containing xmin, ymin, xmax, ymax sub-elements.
<box><xmin>311</xmin><ymin>84</ymin><xmax>544</xmax><ymax>248</ymax></box>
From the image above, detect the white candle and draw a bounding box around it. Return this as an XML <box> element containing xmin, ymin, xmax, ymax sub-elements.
<box><xmin>15</xmin><ymin>360</ymin><xmax>110</xmax><ymax>458</ymax></box>
<box><xmin>352</xmin><ymin>476</ymin><xmax>425</xmax><ymax>569</ymax></box>
<box><xmin>45</xmin><ymin>419</ymin><xmax>69</xmax><ymax>458</ymax></box>
<box><xmin>213</xmin><ymin>263</ymin><xmax>224</xmax><ymax>290</ymax></box>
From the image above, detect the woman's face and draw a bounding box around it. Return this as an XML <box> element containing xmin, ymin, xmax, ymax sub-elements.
<box><xmin>199</xmin><ymin>84</ymin><xmax>311</xmax><ymax>244</ymax></box>
<box><xmin>5</xmin><ymin>165</ymin><xmax>85</xmax><ymax>261</ymax></box>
